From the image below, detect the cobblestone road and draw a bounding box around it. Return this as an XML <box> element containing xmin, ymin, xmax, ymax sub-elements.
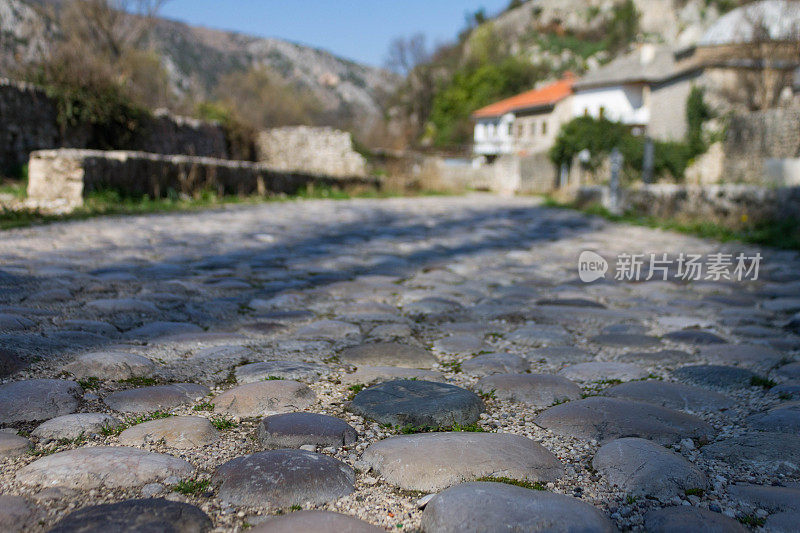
<box><xmin>0</xmin><ymin>195</ymin><xmax>798</xmax><ymax>532</ymax></box>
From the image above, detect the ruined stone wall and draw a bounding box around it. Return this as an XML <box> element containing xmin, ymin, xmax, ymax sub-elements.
<box><xmin>0</xmin><ymin>79</ymin><xmax>88</xmax><ymax>174</ymax></box>
<box><xmin>0</xmin><ymin>78</ymin><xmax>229</xmax><ymax>175</ymax></box>
<box><xmin>575</xmin><ymin>183</ymin><xmax>800</xmax><ymax>226</ymax></box>
<box><xmin>27</xmin><ymin>149</ymin><xmax>377</xmax><ymax>211</ymax></box>
<box><xmin>723</xmin><ymin>107</ymin><xmax>800</xmax><ymax>183</ymax></box>
<box><xmin>256</xmin><ymin>127</ymin><xmax>367</xmax><ymax>178</ymax></box>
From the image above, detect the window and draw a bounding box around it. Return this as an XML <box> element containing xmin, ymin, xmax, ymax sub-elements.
<box><xmin>517</xmin><ymin>124</ymin><xmax>524</xmax><ymax>138</ymax></box>
<box><xmin>542</xmin><ymin>121</ymin><xmax>547</xmax><ymax>135</ymax></box>
<box><xmin>599</xmin><ymin>106</ymin><xmax>606</xmax><ymax>118</ymax></box>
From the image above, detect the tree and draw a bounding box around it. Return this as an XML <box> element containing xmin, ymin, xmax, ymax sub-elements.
<box><xmin>604</xmin><ymin>0</ymin><xmax>640</xmax><ymax>54</ymax></box>
<box><xmin>429</xmin><ymin>56</ymin><xmax>544</xmax><ymax>147</ymax></box>
<box><xmin>686</xmin><ymin>86</ymin><xmax>712</xmax><ymax>155</ymax></box>
<box><xmin>735</xmin><ymin>8</ymin><xmax>800</xmax><ymax>110</ymax></box>
<box><xmin>57</xmin><ymin>0</ymin><xmax>168</xmax><ymax>61</ymax></box>
<box><xmin>385</xmin><ymin>33</ymin><xmax>430</xmax><ymax>76</ymax></box>
<box><xmin>22</xmin><ymin>0</ymin><xmax>173</xmax><ymax>140</ymax></box>
<box><xmin>215</xmin><ymin>67</ymin><xmax>321</xmax><ymax>129</ymax></box>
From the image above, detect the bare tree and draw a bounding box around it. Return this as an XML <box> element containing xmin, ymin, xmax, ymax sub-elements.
<box><xmin>736</xmin><ymin>6</ymin><xmax>800</xmax><ymax>110</ymax></box>
<box><xmin>58</xmin><ymin>0</ymin><xmax>168</xmax><ymax>60</ymax></box>
<box><xmin>385</xmin><ymin>33</ymin><xmax>430</xmax><ymax>76</ymax></box>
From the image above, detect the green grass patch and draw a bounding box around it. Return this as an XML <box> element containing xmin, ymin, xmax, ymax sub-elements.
<box><xmin>289</xmin><ymin>504</ymin><xmax>302</xmax><ymax>511</ymax></box>
<box><xmin>534</xmin><ymin>32</ymin><xmax>606</xmax><ymax>60</ymax></box>
<box><xmin>684</xmin><ymin>488</ymin><xmax>705</xmax><ymax>497</ymax></box>
<box><xmin>193</xmin><ymin>401</ymin><xmax>215</xmax><ymax>412</ymax></box>
<box><xmin>262</xmin><ymin>375</ymin><xmax>284</xmax><ymax>381</ymax></box>
<box><xmin>346</xmin><ymin>384</ymin><xmax>366</xmax><ymax>400</ymax></box>
<box><xmin>750</xmin><ymin>376</ymin><xmax>776</xmax><ymax>389</ymax></box>
<box><xmin>397</xmin><ymin>422</ymin><xmax>486</xmax><ymax>434</ymax></box>
<box><xmin>475</xmin><ymin>476</ymin><xmax>547</xmax><ymax>491</ymax></box>
<box><xmin>738</xmin><ymin>514</ymin><xmax>766</xmax><ymax>527</ymax></box>
<box><xmin>102</xmin><ymin>410</ymin><xmax>173</xmax><ymax>436</ymax></box>
<box><xmin>77</xmin><ymin>377</ymin><xmax>102</xmax><ymax>390</ymax></box>
<box><xmin>117</xmin><ymin>376</ymin><xmax>160</xmax><ymax>387</ymax></box>
<box><xmin>0</xmin><ymin>176</ymin><xmax>27</xmax><ymax>199</ymax></box>
<box><xmin>0</xmin><ymin>186</ymin><xmax>457</xmax><ymax>232</ymax></box>
<box><xmin>210</xmin><ymin>416</ymin><xmax>238</xmax><ymax>431</ymax></box>
<box><xmin>478</xmin><ymin>389</ymin><xmax>496</xmax><ymax>401</ymax></box>
<box><xmin>173</xmin><ymin>478</ymin><xmax>211</xmax><ymax>496</ymax></box>
<box><xmin>56</xmin><ymin>433</ymin><xmax>88</xmax><ymax>447</ymax></box>
<box><xmin>441</xmin><ymin>361</ymin><xmax>462</xmax><ymax>374</ymax></box>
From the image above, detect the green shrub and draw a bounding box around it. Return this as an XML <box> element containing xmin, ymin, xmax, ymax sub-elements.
<box><xmin>429</xmin><ymin>56</ymin><xmax>545</xmax><ymax>147</ymax></box>
<box><xmin>686</xmin><ymin>86</ymin><xmax>713</xmax><ymax>156</ymax></box>
<box><xmin>550</xmin><ymin>116</ymin><xmax>694</xmax><ymax>180</ymax></box>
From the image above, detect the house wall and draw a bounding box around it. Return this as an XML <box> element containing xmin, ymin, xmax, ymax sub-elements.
<box><xmin>571</xmin><ymin>84</ymin><xmax>649</xmax><ymax>125</ymax></box>
<box><xmin>648</xmin><ymin>73</ymin><xmax>700</xmax><ymax>141</ymax></box>
<box><xmin>513</xmin><ymin>98</ymin><xmax>573</xmax><ymax>155</ymax></box>
<box><xmin>473</xmin><ymin>114</ymin><xmax>516</xmax><ymax>156</ymax></box>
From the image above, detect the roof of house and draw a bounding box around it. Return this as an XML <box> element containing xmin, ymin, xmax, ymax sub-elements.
<box><xmin>472</xmin><ymin>74</ymin><xmax>575</xmax><ymax>119</ymax></box>
<box><xmin>700</xmin><ymin>0</ymin><xmax>800</xmax><ymax>46</ymax></box>
<box><xmin>572</xmin><ymin>45</ymin><xmax>695</xmax><ymax>90</ymax></box>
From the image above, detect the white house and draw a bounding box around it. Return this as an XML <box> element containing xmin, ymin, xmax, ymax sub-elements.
<box><xmin>571</xmin><ymin>44</ymin><xmax>703</xmax><ymax>140</ymax></box>
<box><xmin>472</xmin><ymin>74</ymin><xmax>575</xmax><ymax>159</ymax></box>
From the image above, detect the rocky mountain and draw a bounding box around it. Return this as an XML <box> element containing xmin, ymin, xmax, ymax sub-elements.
<box><xmin>0</xmin><ymin>0</ymin><xmax>399</xmax><ymax>133</ymax></box>
<box><xmin>484</xmin><ymin>0</ymin><xmax>739</xmax><ymax>75</ymax></box>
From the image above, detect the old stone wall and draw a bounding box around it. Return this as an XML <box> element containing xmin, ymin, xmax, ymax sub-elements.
<box><xmin>574</xmin><ymin>183</ymin><xmax>800</xmax><ymax>226</ymax></box>
<box><xmin>724</xmin><ymin>107</ymin><xmax>800</xmax><ymax>183</ymax></box>
<box><xmin>0</xmin><ymin>78</ymin><xmax>229</xmax><ymax>175</ymax></box>
<box><xmin>0</xmin><ymin>79</ymin><xmax>88</xmax><ymax>174</ymax></box>
<box><xmin>27</xmin><ymin>149</ymin><xmax>377</xmax><ymax>211</ymax></box>
<box><xmin>256</xmin><ymin>127</ymin><xmax>367</xmax><ymax>178</ymax></box>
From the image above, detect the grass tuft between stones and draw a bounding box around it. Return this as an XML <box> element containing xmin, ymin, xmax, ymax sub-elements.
<box><xmin>750</xmin><ymin>376</ymin><xmax>776</xmax><ymax>389</ymax></box>
<box><xmin>193</xmin><ymin>401</ymin><xmax>215</xmax><ymax>412</ymax></box>
<box><xmin>738</xmin><ymin>514</ymin><xmax>766</xmax><ymax>527</ymax></box>
<box><xmin>475</xmin><ymin>476</ymin><xmax>547</xmax><ymax>491</ymax></box>
<box><xmin>440</xmin><ymin>361</ymin><xmax>462</xmax><ymax>374</ymax></box>
<box><xmin>117</xmin><ymin>376</ymin><xmax>161</xmax><ymax>387</ymax></box>
<box><xmin>77</xmin><ymin>377</ymin><xmax>102</xmax><ymax>390</ymax></box>
<box><xmin>397</xmin><ymin>422</ymin><xmax>486</xmax><ymax>434</ymax></box>
<box><xmin>173</xmin><ymin>478</ymin><xmax>211</xmax><ymax>496</ymax></box>
<box><xmin>346</xmin><ymin>384</ymin><xmax>366</xmax><ymax>400</ymax></box>
<box><xmin>210</xmin><ymin>416</ymin><xmax>238</xmax><ymax>431</ymax></box>
<box><xmin>101</xmin><ymin>410</ymin><xmax>173</xmax><ymax>437</ymax></box>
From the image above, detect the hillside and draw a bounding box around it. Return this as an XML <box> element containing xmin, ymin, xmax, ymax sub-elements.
<box><xmin>0</xmin><ymin>0</ymin><xmax>399</xmax><ymax>136</ymax></box>
<box><xmin>391</xmin><ymin>0</ymin><xmax>740</xmax><ymax>148</ymax></box>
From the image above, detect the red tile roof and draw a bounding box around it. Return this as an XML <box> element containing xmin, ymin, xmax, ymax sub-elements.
<box><xmin>472</xmin><ymin>73</ymin><xmax>575</xmax><ymax>119</ymax></box>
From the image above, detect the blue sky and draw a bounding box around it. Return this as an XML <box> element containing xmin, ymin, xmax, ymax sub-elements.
<box><xmin>159</xmin><ymin>0</ymin><xmax>511</xmax><ymax>68</ymax></box>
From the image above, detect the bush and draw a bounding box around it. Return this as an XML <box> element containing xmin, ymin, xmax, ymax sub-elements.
<box><xmin>686</xmin><ymin>86</ymin><xmax>713</xmax><ymax>156</ymax></box>
<box><xmin>549</xmin><ymin>116</ymin><xmax>693</xmax><ymax>180</ymax></box>
<box><xmin>429</xmin><ymin>56</ymin><xmax>545</xmax><ymax>147</ymax></box>
<box><xmin>196</xmin><ymin>102</ymin><xmax>256</xmax><ymax>161</ymax></box>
